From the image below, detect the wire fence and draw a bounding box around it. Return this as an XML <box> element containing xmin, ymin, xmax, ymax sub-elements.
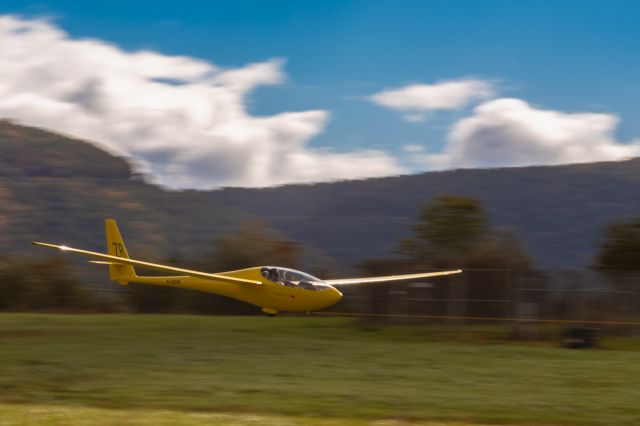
<box><xmin>332</xmin><ymin>269</ymin><xmax>640</xmax><ymax>330</ymax></box>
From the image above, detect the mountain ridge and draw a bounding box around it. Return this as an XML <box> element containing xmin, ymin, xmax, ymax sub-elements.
<box><xmin>2</xmin><ymin>120</ymin><xmax>639</xmax><ymax>269</ymax></box>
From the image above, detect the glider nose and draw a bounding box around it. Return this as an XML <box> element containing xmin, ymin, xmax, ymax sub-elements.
<box><xmin>330</xmin><ymin>286</ymin><xmax>342</xmax><ymax>305</ymax></box>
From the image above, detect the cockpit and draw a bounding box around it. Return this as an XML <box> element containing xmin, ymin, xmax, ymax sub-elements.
<box><xmin>260</xmin><ymin>267</ymin><xmax>330</xmax><ymax>291</ymax></box>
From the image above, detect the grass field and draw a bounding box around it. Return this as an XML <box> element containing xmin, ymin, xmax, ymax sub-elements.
<box><xmin>0</xmin><ymin>403</ymin><xmax>501</xmax><ymax>426</ymax></box>
<box><xmin>0</xmin><ymin>314</ymin><xmax>638</xmax><ymax>425</ymax></box>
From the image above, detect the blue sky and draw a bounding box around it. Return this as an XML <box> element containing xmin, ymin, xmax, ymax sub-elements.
<box><xmin>1</xmin><ymin>1</ymin><xmax>639</xmax><ymax>187</ymax></box>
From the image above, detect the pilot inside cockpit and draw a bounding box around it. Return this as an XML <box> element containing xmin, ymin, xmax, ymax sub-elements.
<box><xmin>260</xmin><ymin>267</ymin><xmax>280</xmax><ymax>283</ymax></box>
<box><xmin>260</xmin><ymin>267</ymin><xmax>326</xmax><ymax>290</ymax></box>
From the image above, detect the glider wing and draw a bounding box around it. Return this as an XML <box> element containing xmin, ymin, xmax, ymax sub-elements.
<box><xmin>31</xmin><ymin>242</ymin><xmax>262</xmax><ymax>285</ymax></box>
<box><xmin>324</xmin><ymin>269</ymin><xmax>462</xmax><ymax>286</ymax></box>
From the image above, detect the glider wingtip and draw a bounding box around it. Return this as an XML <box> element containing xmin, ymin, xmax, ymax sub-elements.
<box><xmin>32</xmin><ymin>241</ymin><xmax>68</xmax><ymax>251</ymax></box>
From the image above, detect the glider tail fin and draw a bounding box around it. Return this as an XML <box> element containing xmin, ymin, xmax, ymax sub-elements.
<box><xmin>105</xmin><ymin>219</ymin><xmax>137</xmax><ymax>284</ymax></box>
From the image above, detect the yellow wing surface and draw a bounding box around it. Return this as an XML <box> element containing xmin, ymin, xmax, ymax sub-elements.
<box><xmin>31</xmin><ymin>241</ymin><xmax>262</xmax><ymax>285</ymax></box>
<box><xmin>31</xmin><ymin>240</ymin><xmax>461</xmax><ymax>286</ymax></box>
<box><xmin>31</xmin><ymin>219</ymin><xmax>462</xmax><ymax>315</ymax></box>
<box><xmin>324</xmin><ymin>269</ymin><xmax>462</xmax><ymax>286</ymax></box>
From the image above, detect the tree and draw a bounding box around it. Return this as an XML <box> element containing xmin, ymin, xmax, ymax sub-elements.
<box><xmin>0</xmin><ymin>257</ymin><xmax>93</xmax><ymax>311</ymax></box>
<box><xmin>595</xmin><ymin>218</ymin><xmax>640</xmax><ymax>271</ymax></box>
<box><xmin>207</xmin><ymin>220</ymin><xmax>301</xmax><ymax>271</ymax></box>
<box><xmin>396</xmin><ymin>195</ymin><xmax>531</xmax><ymax>319</ymax></box>
<box><xmin>399</xmin><ymin>195</ymin><xmax>490</xmax><ymax>266</ymax></box>
<box><xmin>0</xmin><ymin>258</ymin><xmax>27</xmax><ymax>310</ymax></box>
<box><xmin>463</xmin><ymin>229</ymin><xmax>530</xmax><ymax>270</ymax></box>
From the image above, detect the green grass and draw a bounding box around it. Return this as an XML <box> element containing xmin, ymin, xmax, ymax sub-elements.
<box><xmin>0</xmin><ymin>314</ymin><xmax>639</xmax><ymax>425</ymax></box>
<box><xmin>0</xmin><ymin>403</ymin><xmax>511</xmax><ymax>426</ymax></box>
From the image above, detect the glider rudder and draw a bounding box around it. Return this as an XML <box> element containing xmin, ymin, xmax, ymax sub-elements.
<box><xmin>105</xmin><ymin>219</ymin><xmax>137</xmax><ymax>284</ymax></box>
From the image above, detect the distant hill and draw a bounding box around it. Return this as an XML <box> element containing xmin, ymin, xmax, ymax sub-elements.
<box><xmin>0</xmin><ymin>120</ymin><xmax>248</xmax><ymax>264</ymax></box>
<box><xmin>210</xmin><ymin>158</ymin><xmax>640</xmax><ymax>268</ymax></box>
<box><xmin>2</xmin><ymin>120</ymin><xmax>640</xmax><ymax>269</ymax></box>
<box><xmin>0</xmin><ymin>121</ymin><xmax>132</xmax><ymax>179</ymax></box>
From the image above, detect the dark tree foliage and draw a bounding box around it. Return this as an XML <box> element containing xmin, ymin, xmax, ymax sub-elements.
<box><xmin>399</xmin><ymin>195</ymin><xmax>530</xmax><ymax>269</ymax></box>
<box><xmin>464</xmin><ymin>230</ymin><xmax>530</xmax><ymax>270</ymax></box>
<box><xmin>0</xmin><ymin>257</ymin><xmax>94</xmax><ymax>311</ymax></box>
<box><xmin>344</xmin><ymin>198</ymin><xmax>532</xmax><ymax>320</ymax></box>
<box><xmin>399</xmin><ymin>195</ymin><xmax>489</xmax><ymax>265</ymax></box>
<box><xmin>0</xmin><ymin>259</ymin><xmax>26</xmax><ymax>310</ymax></box>
<box><xmin>595</xmin><ymin>218</ymin><xmax>640</xmax><ymax>271</ymax></box>
<box><xmin>125</xmin><ymin>285</ymin><xmax>185</xmax><ymax>313</ymax></box>
<box><xmin>207</xmin><ymin>220</ymin><xmax>301</xmax><ymax>271</ymax></box>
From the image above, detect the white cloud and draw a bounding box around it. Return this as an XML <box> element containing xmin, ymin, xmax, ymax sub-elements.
<box><xmin>426</xmin><ymin>98</ymin><xmax>640</xmax><ymax>169</ymax></box>
<box><xmin>0</xmin><ymin>16</ymin><xmax>402</xmax><ymax>188</ymax></box>
<box><xmin>401</xmin><ymin>144</ymin><xmax>424</xmax><ymax>153</ymax></box>
<box><xmin>370</xmin><ymin>79</ymin><xmax>494</xmax><ymax>122</ymax></box>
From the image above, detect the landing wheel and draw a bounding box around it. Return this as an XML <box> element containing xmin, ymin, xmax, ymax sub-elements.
<box><xmin>262</xmin><ymin>307</ymin><xmax>278</xmax><ymax>316</ymax></box>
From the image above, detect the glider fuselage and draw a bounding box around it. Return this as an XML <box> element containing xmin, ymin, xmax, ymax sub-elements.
<box><xmin>33</xmin><ymin>219</ymin><xmax>460</xmax><ymax>316</ymax></box>
<box><xmin>127</xmin><ymin>266</ymin><xmax>342</xmax><ymax>315</ymax></box>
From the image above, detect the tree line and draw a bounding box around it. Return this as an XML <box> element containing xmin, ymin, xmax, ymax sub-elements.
<box><xmin>1</xmin><ymin>195</ymin><xmax>638</xmax><ymax>314</ymax></box>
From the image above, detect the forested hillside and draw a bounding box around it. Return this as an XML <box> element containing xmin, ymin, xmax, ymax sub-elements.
<box><xmin>215</xmin><ymin>158</ymin><xmax>640</xmax><ymax>268</ymax></box>
<box><xmin>2</xmin><ymin>120</ymin><xmax>639</xmax><ymax>269</ymax></box>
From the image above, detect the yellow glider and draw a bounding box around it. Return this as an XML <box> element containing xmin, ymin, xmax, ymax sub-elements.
<box><xmin>33</xmin><ymin>219</ymin><xmax>462</xmax><ymax>316</ymax></box>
